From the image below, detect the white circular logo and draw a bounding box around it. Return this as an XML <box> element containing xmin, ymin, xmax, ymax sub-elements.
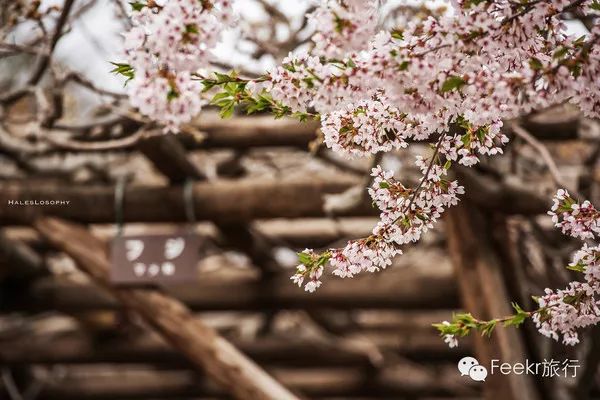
<box><xmin>458</xmin><ymin>356</ymin><xmax>479</xmax><ymax>376</ymax></box>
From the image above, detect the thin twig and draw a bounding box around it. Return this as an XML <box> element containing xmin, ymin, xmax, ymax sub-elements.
<box><xmin>43</xmin><ymin>128</ymin><xmax>146</xmax><ymax>151</ymax></box>
<box><xmin>401</xmin><ymin>132</ymin><xmax>446</xmax><ymax>215</ymax></box>
<box><xmin>28</xmin><ymin>0</ymin><xmax>76</xmax><ymax>85</ymax></box>
<box><xmin>511</xmin><ymin>123</ymin><xmax>574</xmax><ymax>193</ymax></box>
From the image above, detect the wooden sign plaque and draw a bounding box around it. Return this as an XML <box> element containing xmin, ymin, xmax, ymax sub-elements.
<box><xmin>110</xmin><ymin>233</ymin><xmax>200</xmax><ymax>285</ymax></box>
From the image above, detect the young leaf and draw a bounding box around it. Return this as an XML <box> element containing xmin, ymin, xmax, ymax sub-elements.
<box><xmin>441</xmin><ymin>76</ymin><xmax>466</xmax><ymax>93</ymax></box>
<box><xmin>529</xmin><ymin>57</ymin><xmax>543</xmax><ymax>70</ymax></box>
<box><xmin>129</xmin><ymin>1</ymin><xmax>146</xmax><ymax>11</ymax></box>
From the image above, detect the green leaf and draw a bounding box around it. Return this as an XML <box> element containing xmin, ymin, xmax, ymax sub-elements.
<box><xmin>220</xmin><ymin>103</ymin><xmax>235</xmax><ymax>118</ymax></box>
<box><xmin>316</xmin><ymin>253</ymin><xmax>330</xmax><ymax>266</ymax></box>
<box><xmin>391</xmin><ymin>29</ymin><xmax>404</xmax><ymax>40</ymax></box>
<box><xmin>529</xmin><ymin>57</ymin><xmax>543</xmax><ymax>70</ymax></box>
<box><xmin>504</xmin><ymin>302</ymin><xmax>529</xmax><ymax>327</ymax></box>
<box><xmin>480</xmin><ymin>320</ymin><xmax>497</xmax><ymax>337</ymax></box>
<box><xmin>214</xmin><ymin>72</ymin><xmax>234</xmax><ymax>84</ymax></box>
<box><xmin>282</xmin><ymin>63</ymin><xmax>296</xmax><ymax>73</ymax></box>
<box><xmin>553</xmin><ymin>47</ymin><xmax>569</xmax><ymax>60</ymax></box>
<box><xmin>573</xmin><ymin>35</ymin><xmax>587</xmax><ymax>47</ymax></box>
<box><xmin>166</xmin><ymin>88</ymin><xmax>179</xmax><ymax>101</ymax></box>
<box><xmin>210</xmin><ymin>91</ymin><xmax>231</xmax><ymax>103</ymax></box>
<box><xmin>563</xmin><ymin>292</ymin><xmax>584</xmax><ymax>306</ymax></box>
<box><xmin>379</xmin><ymin>181</ymin><xmax>390</xmax><ymax>189</ymax></box>
<box><xmin>129</xmin><ymin>1</ymin><xmax>145</xmax><ymax>11</ymax></box>
<box><xmin>441</xmin><ymin>76</ymin><xmax>466</xmax><ymax>93</ymax></box>
<box><xmin>292</xmin><ymin>112</ymin><xmax>310</xmax><ymax>122</ymax></box>
<box><xmin>591</xmin><ymin>0</ymin><xmax>600</xmax><ymax>11</ymax></box>
<box><xmin>302</xmin><ymin>77</ymin><xmax>315</xmax><ymax>89</ymax></box>
<box><xmin>109</xmin><ymin>62</ymin><xmax>135</xmax><ymax>85</ymax></box>
<box><xmin>511</xmin><ymin>302</ymin><xmax>526</xmax><ymax>314</ymax></box>
<box><xmin>567</xmin><ymin>263</ymin><xmax>586</xmax><ymax>273</ymax></box>
<box><xmin>432</xmin><ymin>322</ymin><xmax>455</xmax><ymax>335</ymax></box>
<box><xmin>298</xmin><ymin>252</ymin><xmax>312</xmax><ymax>265</ymax></box>
<box><xmin>454</xmin><ymin>312</ymin><xmax>477</xmax><ymax>329</ymax></box>
<box><xmin>185</xmin><ymin>24</ymin><xmax>199</xmax><ymax>34</ymax></box>
<box><xmin>460</xmin><ymin>133</ymin><xmax>472</xmax><ymax>147</ymax></box>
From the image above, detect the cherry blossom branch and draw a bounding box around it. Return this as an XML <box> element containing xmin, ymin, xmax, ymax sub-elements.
<box><xmin>433</xmin><ymin>303</ymin><xmax>536</xmax><ymax>348</ymax></box>
<box><xmin>114</xmin><ymin>0</ymin><xmax>600</xmax><ymax>346</ymax></box>
<box><xmin>28</xmin><ymin>0</ymin><xmax>75</xmax><ymax>85</ymax></box>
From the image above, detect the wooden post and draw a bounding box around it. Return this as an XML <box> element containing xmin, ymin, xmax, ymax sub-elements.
<box><xmin>445</xmin><ymin>200</ymin><xmax>541</xmax><ymax>400</ymax></box>
<box><xmin>34</xmin><ymin>217</ymin><xmax>300</xmax><ymax>400</ymax></box>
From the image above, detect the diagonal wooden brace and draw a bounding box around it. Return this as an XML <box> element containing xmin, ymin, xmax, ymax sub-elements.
<box><xmin>34</xmin><ymin>217</ymin><xmax>300</xmax><ymax>400</ymax></box>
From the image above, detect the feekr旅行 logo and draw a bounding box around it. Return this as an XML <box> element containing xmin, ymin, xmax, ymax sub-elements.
<box><xmin>458</xmin><ymin>356</ymin><xmax>580</xmax><ymax>382</ymax></box>
<box><xmin>458</xmin><ymin>357</ymin><xmax>488</xmax><ymax>382</ymax></box>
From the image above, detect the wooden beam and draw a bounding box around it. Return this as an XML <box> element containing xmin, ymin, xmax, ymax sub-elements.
<box><xmin>34</xmin><ymin>217</ymin><xmax>300</xmax><ymax>400</ymax></box>
<box><xmin>184</xmin><ymin>113</ymin><xmax>320</xmax><ymax>149</ymax></box>
<box><xmin>2</xmin><ymin>217</ymin><xmax>380</xmax><ymax>249</ymax></box>
<box><xmin>0</xmin><ymin>308</ymin><xmax>471</xmax><ymax>366</ymax></box>
<box><xmin>0</xmin><ymin>332</ymin><xmax>373</xmax><ymax>368</ymax></box>
<box><xmin>29</xmin><ymin>364</ymin><xmax>477</xmax><ymax>399</ymax></box>
<box><xmin>0</xmin><ymin>168</ymin><xmax>554</xmax><ymax>226</ymax></box>
<box><xmin>0</xmin><ymin>176</ymin><xmax>367</xmax><ymax>225</ymax></box>
<box><xmin>8</xmin><ymin>109</ymin><xmax>586</xmax><ymax>159</ymax></box>
<box><xmin>137</xmin><ymin>134</ymin><xmax>205</xmax><ymax>183</ymax></box>
<box><xmin>15</xmin><ymin>257</ymin><xmax>458</xmax><ymax>312</ymax></box>
<box><xmin>178</xmin><ymin>109</ymin><xmax>582</xmax><ymax>150</ymax></box>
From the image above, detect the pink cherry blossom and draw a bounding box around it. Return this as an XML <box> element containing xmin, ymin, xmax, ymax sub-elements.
<box><xmin>117</xmin><ymin>1</ymin><xmax>600</xmax><ymax>347</ymax></box>
<box><xmin>121</xmin><ymin>0</ymin><xmax>233</xmax><ymax>131</ymax></box>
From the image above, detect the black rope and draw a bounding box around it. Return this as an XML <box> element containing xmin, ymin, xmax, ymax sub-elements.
<box><xmin>183</xmin><ymin>178</ymin><xmax>196</xmax><ymax>227</ymax></box>
<box><xmin>114</xmin><ymin>176</ymin><xmax>127</xmax><ymax>237</ymax></box>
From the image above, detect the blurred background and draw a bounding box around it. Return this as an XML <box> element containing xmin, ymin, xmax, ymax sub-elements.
<box><xmin>0</xmin><ymin>1</ymin><xmax>599</xmax><ymax>399</ymax></box>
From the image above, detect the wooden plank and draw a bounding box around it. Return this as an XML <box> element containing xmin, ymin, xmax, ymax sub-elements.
<box><xmin>34</xmin><ymin>217</ymin><xmax>300</xmax><ymax>400</ymax></box>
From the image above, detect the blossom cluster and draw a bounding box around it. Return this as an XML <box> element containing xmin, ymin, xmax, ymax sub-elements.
<box><xmin>534</xmin><ymin>279</ymin><xmax>600</xmax><ymax>345</ymax></box>
<box><xmin>532</xmin><ymin>191</ymin><xmax>600</xmax><ymax>345</ymax></box>
<box><xmin>548</xmin><ymin>189</ymin><xmax>600</xmax><ymax>240</ymax></box>
<box><xmin>308</xmin><ymin>0</ymin><xmax>381</xmax><ymax>59</ymax></box>
<box><xmin>283</xmin><ymin>0</ymin><xmax>598</xmax><ymax>291</ymax></box>
<box><xmin>121</xmin><ymin>0</ymin><xmax>233</xmax><ymax>131</ymax></box>
<box><xmin>117</xmin><ymin>0</ymin><xmax>600</xmax><ymax>345</ymax></box>
<box><xmin>266</xmin><ymin>0</ymin><xmax>600</xmax><ymax>153</ymax></box>
<box><xmin>291</xmin><ymin>158</ymin><xmax>466</xmax><ymax>290</ymax></box>
<box><xmin>320</xmin><ymin>95</ymin><xmax>410</xmax><ymax>157</ymax></box>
